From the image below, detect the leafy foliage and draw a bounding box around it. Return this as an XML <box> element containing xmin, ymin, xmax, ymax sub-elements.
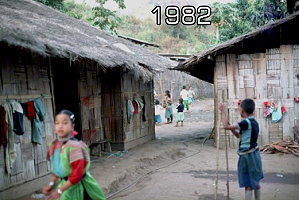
<box><xmin>89</xmin><ymin>0</ymin><xmax>125</xmax><ymax>32</ymax></box>
<box><xmin>211</xmin><ymin>0</ymin><xmax>288</xmax><ymax>43</ymax></box>
<box><xmin>35</xmin><ymin>0</ymin><xmax>125</xmax><ymax>32</ymax></box>
<box><xmin>35</xmin><ymin>0</ymin><xmax>64</xmax><ymax>9</ymax></box>
<box><xmin>34</xmin><ymin>0</ymin><xmax>289</xmax><ymax>54</ymax></box>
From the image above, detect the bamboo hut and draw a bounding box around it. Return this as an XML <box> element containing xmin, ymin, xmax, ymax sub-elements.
<box><xmin>0</xmin><ymin>0</ymin><xmax>176</xmax><ymax>198</ymax></box>
<box><xmin>175</xmin><ymin>12</ymin><xmax>299</xmax><ymax>148</ymax></box>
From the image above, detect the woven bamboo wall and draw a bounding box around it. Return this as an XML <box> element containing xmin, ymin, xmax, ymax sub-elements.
<box><xmin>98</xmin><ymin>69</ymin><xmax>155</xmax><ymax>150</ymax></box>
<box><xmin>0</xmin><ymin>50</ymin><xmax>55</xmax><ymax>191</ymax></box>
<box><xmin>215</xmin><ymin>45</ymin><xmax>299</xmax><ymax>148</ymax></box>
<box><xmin>78</xmin><ymin>61</ymin><xmax>104</xmax><ymax>146</ymax></box>
<box><xmin>122</xmin><ymin>72</ymin><xmax>155</xmax><ymax>149</ymax></box>
<box><xmin>100</xmin><ymin>69</ymin><xmax>123</xmax><ymax>145</ymax></box>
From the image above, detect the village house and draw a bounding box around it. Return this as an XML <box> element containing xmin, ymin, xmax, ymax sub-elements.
<box><xmin>0</xmin><ymin>0</ymin><xmax>176</xmax><ymax>198</ymax></box>
<box><xmin>175</xmin><ymin>12</ymin><xmax>299</xmax><ymax>148</ymax></box>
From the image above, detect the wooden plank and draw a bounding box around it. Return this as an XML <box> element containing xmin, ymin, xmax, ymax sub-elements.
<box><xmin>25</xmin><ymin>160</ymin><xmax>35</xmax><ymax>180</ymax></box>
<box><xmin>245</xmin><ymin>87</ymin><xmax>255</xmax><ymax>99</ymax></box>
<box><xmin>228</xmin><ymin>108</ymin><xmax>237</xmax><ymax>148</ymax></box>
<box><xmin>252</xmin><ymin>53</ymin><xmax>267</xmax><ymax>99</ymax></box>
<box><xmin>266</xmin><ymin>48</ymin><xmax>281</xmax><ymax>77</ymax></box>
<box><xmin>280</xmin><ymin>49</ymin><xmax>294</xmax><ymax>139</ymax></box>
<box><xmin>280</xmin><ymin>45</ymin><xmax>294</xmax><ymax>98</ymax></box>
<box><xmin>27</xmin><ymin>65</ymin><xmax>42</xmax><ymax>93</ymax></box>
<box><xmin>283</xmin><ymin>107</ymin><xmax>294</xmax><ymax>140</ymax></box>
<box><xmin>293</xmin><ymin>46</ymin><xmax>299</xmax><ymax>127</ymax></box>
<box><xmin>226</xmin><ymin>54</ymin><xmax>236</xmax><ymax>99</ymax></box>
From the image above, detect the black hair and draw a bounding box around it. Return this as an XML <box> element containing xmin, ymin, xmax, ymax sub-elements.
<box><xmin>165</xmin><ymin>90</ymin><xmax>171</xmax><ymax>98</ymax></box>
<box><xmin>240</xmin><ymin>98</ymin><xmax>255</xmax><ymax>114</ymax></box>
<box><xmin>57</xmin><ymin>109</ymin><xmax>75</xmax><ymax>123</ymax></box>
<box><xmin>155</xmin><ymin>99</ymin><xmax>160</xmax><ymax>105</ymax></box>
<box><xmin>182</xmin><ymin>85</ymin><xmax>186</xmax><ymax>89</ymax></box>
<box><xmin>179</xmin><ymin>98</ymin><xmax>183</xmax><ymax>104</ymax></box>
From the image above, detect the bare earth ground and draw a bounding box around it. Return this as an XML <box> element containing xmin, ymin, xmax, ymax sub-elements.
<box><xmin>18</xmin><ymin>99</ymin><xmax>299</xmax><ymax>200</ymax></box>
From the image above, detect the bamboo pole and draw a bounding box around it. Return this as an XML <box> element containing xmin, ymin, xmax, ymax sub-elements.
<box><xmin>214</xmin><ymin>72</ymin><xmax>219</xmax><ymax>200</ymax></box>
<box><xmin>215</xmin><ymin>115</ymin><xmax>220</xmax><ymax>200</ymax></box>
<box><xmin>159</xmin><ymin>74</ymin><xmax>164</xmax><ymax>104</ymax></box>
<box><xmin>225</xmin><ymin>129</ymin><xmax>230</xmax><ymax>200</ymax></box>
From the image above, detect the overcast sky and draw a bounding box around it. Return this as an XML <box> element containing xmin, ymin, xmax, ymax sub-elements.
<box><xmin>75</xmin><ymin>0</ymin><xmax>235</xmax><ymax>19</ymax></box>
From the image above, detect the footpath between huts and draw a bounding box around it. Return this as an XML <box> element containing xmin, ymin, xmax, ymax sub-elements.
<box><xmin>17</xmin><ymin>99</ymin><xmax>299</xmax><ymax>200</ymax></box>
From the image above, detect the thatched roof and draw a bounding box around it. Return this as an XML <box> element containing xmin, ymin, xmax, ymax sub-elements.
<box><xmin>174</xmin><ymin>12</ymin><xmax>299</xmax><ymax>83</ymax></box>
<box><xmin>0</xmin><ymin>0</ymin><xmax>176</xmax><ymax>80</ymax></box>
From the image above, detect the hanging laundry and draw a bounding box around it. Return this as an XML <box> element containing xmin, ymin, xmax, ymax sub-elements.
<box><xmin>21</xmin><ymin>102</ymin><xmax>27</xmax><ymax>116</ymax></box>
<box><xmin>132</xmin><ymin>100</ymin><xmax>139</xmax><ymax>114</ymax></box>
<box><xmin>133</xmin><ymin>97</ymin><xmax>144</xmax><ymax>113</ymax></box>
<box><xmin>127</xmin><ymin>100</ymin><xmax>134</xmax><ymax>123</ymax></box>
<box><xmin>263</xmin><ymin>101</ymin><xmax>271</xmax><ymax>117</ymax></box>
<box><xmin>32</xmin><ymin>97</ymin><xmax>46</xmax><ymax>144</ymax></box>
<box><xmin>281</xmin><ymin>105</ymin><xmax>287</xmax><ymax>113</ymax></box>
<box><xmin>23</xmin><ymin>101</ymin><xmax>36</xmax><ymax>120</ymax></box>
<box><xmin>10</xmin><ymin>100</ymin><xmax>24</xmax><ymax>135</ymax></box>
<box><xmin>271</xmin><ymin>102</ymin><xmax>283</xmax><ymax>123</ymax></box>
<box><xmin>0</xmin><ymin>105</ymin><xmax>8</xmax><ymax>148</ymax></box>
<box><xmin>1</xmin><ymin>101</ymin><xmax>16</xmax><ymax>174</ymax></box>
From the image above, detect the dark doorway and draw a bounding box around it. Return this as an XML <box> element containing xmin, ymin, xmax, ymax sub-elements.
<box><xmin>51</xmin><ymin>59</ymin><xmax>82</xmax><ymax>139</ymax></box>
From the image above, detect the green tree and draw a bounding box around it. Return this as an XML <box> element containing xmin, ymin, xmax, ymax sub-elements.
<box><xmin>35</xmin><ymin>0</ymin><xmax>64</xmax><ymax>9</ymax></box>
<box><xmin>35</xmin><ymin>0</ymin><xmax>125</xmax><ymax>32</ymax></box>
<box><xmin>210</xmin><ymin>0</ymin><xmax>288</xmax><ymax>43</ymax></box>
<box><xmin>89</xmin><ymin>0</ymin><xmax>125</xmax><ymax>32</ymax></box>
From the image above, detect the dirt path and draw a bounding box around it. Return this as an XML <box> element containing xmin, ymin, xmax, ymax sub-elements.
<box><xmin>103</xmin><ymin>99</ymin><xmax>299</xmax><ymax>200</ymax></box>
<box><xmin>18</xmin><ymin>99</ymin><xmax>299</xmax><ymax>200</ymax></box>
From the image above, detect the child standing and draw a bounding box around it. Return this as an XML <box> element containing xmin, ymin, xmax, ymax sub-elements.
<box><xmin>180</xmin><ymin>86</ymin><xmax>189</xmax><ymax>111</ymax></box>
<box><xmin>174</xmin><ymin>98</ymin><xmax>185</xmax><ymax>127</ymax></box>
<box><xmin>42</xmin><ymin>110</ymin><xmax>106</xmax><ymax>200</ymax></box>
<box><xmin>154</xmin><ymin>99</ymin><xmax>163</xmax><ymax>126</ymax></box>
<box><xmin>164</xmin><ymin>90</ymin><xmax>173</xmax><ymax>123</ymax></box>
<box><xmin>219</xmin><ymin>98</ymin><xmax>263</xmax><ymax>200</ymax></box>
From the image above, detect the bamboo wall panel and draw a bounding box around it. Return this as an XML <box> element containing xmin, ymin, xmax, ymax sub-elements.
<box><xmin>294</xmin><ymin>46</ymin><xmax>299</xmax><ymax>126</ymax></box>
<box><xmin>101</xmin><ymin>70</ymin><xmax>123</xmax><ymax>143</ymax></box>
<box><xmin>0</xmin><ymin>50</ymin><xmax>55</xmax><ymax>191</ymax></box>
<box><xmin>78</xmin><ymin>62</ymin><xmax>103</xmax><ymax>145</ymax></box>
<box><xmin>121</xmin><ymin>72</ymin><xmax>154</xmax><ymax>144</ymax></box>
<box><xmin>216</xmin><ymin>45</ymin><xmax>297</xmax><ymax>148</ymax></box>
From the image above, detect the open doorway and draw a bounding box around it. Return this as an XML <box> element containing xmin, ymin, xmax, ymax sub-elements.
<box><xmin>51</xmin><ymin>59</ymin><xmax>82</xmax><ymax>140</ymax></box>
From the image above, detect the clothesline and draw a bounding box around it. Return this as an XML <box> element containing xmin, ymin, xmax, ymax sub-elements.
<box><xmin>0</xmin><ymin>94</ymin><xmax>52</xmax><ymax>100</ymax></box>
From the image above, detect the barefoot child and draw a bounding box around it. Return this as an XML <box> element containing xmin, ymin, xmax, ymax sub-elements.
<box><xmin>42</xmin><ymin>110</ymin><xmax>106</xmax><ymax>200</ymax></box>
<box><xmin>154</xmin><ymin>99</ymin><xmax>163</xmax><ymax>126</ymax></box>
<box><xmin>219</xmin><ymin>99</ymin><xmax>263</xmax><ymax>200</ymax></box>
<box><xmin>175</xmin><ymin>98</ymin><xmax>185</xmax><ymax>127</ymax></box>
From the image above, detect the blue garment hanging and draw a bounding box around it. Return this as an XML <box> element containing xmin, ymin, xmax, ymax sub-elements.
<box><xmin>271</xmin><ymin>102</ymin><xmax>282</xmax><ymax>123</ymax></box>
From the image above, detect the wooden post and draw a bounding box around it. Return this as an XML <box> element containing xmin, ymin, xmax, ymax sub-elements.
<box><xmin>48</xmin><ymin>57</ymin><xmax>56</xmax><ymax>116</ymax></box>
<box><xmin>225</xmin><ymin>129</ymin><xmax>230</xmax><ymax>199</ymax></box>
<box><xmin>159</xmin><ymin>74</ymin><xmax>164</xmax><ymax>104</ymax></box>
<box><xmin>214</xmin><ymin>65</ymin><xmax>219</xmax><ymax>200</ymax></box>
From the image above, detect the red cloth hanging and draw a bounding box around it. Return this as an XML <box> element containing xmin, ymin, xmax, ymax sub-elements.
<box><xmin>26</xmin><ymin>101</ymin><xmax>36</xmax><ymax>120</ymax></box>
<box><xmin>281</xmin><ymin>105</ymin><xmax>287</xmax><ymax>113</ymax></box>
<box><xmin>132</xmin><ymin>100</ymin><xmax>138</xmax><ymax>114</ymax></box>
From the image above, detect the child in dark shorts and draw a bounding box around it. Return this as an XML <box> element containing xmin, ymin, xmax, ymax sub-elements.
<box><xmin>219</xmin><ymin>98</ymin><xmax>263</xmax><ymax>200</ymax></box>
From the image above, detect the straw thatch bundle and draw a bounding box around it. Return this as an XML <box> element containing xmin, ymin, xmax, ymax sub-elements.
<box><xmin>0</xmin><ymin>0</ymin><xmax>177</xmax><ymax>80</ymax></box>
